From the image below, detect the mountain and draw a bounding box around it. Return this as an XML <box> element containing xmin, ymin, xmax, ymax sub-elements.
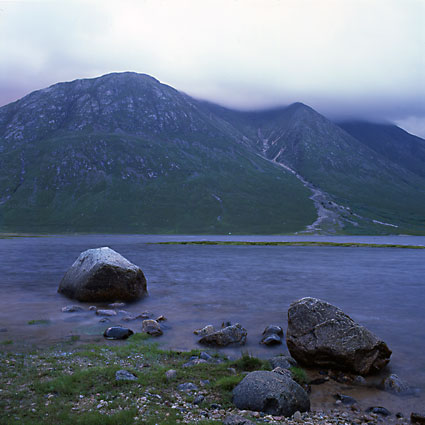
<box><xmin>0</xmin><ymin>72</ymin><xmax>424</xmax><ymax>235</ymax></box>
<box><xmin>339</xmin><ymin>121</ymin><xmax>425</xmax><ymax>179</ymax></box>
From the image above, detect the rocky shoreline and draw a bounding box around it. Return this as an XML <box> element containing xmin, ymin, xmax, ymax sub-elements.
<box><xmin>1</xmin><ymin>246</ymin><xmax>424</xmax><ymax>424</ymax></box>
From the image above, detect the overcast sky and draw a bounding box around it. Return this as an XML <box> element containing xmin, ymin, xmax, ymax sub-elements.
<box><xmin>0</xmin><ymin>0</ymin><xmax>424</xmax><ymax>136</ymax></box>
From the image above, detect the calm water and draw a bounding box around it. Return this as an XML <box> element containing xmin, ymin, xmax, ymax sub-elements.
<box><xmin>1</xmin><ymin>234</ymin><xmax>424</xmax><ymax>409</ymax></box>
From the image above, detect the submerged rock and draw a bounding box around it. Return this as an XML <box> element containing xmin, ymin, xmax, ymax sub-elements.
<box><xmin>96</xmin><ymin>309</ymin><xmax>117</xmax><ymax>316</ymax></box>
<box><xmin>261</xmin><ymin>325</ymin><xmax>284</xmax><ymax>346</ymax></box>
<box><xmin>286</xmin><ymin>297</ymin><xmax>391</xmax><ymax>375</ymax></box>
<box><xmin>142</xmin><ymin>319</ymin><xmax>162</xmax><ymax>336</ymax></box>
<box><xmin>193</xmin><ymin>324</ymin><xmax>215</xmax><ymax>336</ymax></box>
<box><xmin>58</xmin><ymin>247</ymin><xmax>147</xmax><ymax>302</ymax></box>
<box><xmin>232</xmin><ymin>370</ymin><xmax>310</xmax><ymax>416</ymax></box>
<box><xmin>383</xmin><ymin>374</ymin><xmax>410</xmax><ymax>394</ymax></box>
<box><xmin>61</xmin><ymin>305</ymin><xmax>84</xmax><ymax>313</ymax></box>
<box><xmin>103</xmin><ymin>326</ymin><xmax>134</xmax><ymax>340</ymax></box>
<box><xmin>198</xmin><ymin>323</ymin><xmax>247</xmax><ymax>346</ymax></box>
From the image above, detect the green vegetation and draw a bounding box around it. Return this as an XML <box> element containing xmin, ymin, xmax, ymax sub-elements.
<box><xmin>27</xmin><ymin>319</ymin><xmax>51</xmax><ymax>325</ymax></box>
<box><xmin>289</xmin><ymin>366</ymin><xmax>309</xmax><ymax>385</ymax></box>
<box><xmin>0</xmin><ymin>335</ymin><xmax>268</xmax><ymax>425</ymax></box>
<box><xmin>157</xmin><ymin>240</ymin><xmax>425</xmax><ymax>249</ymax></box>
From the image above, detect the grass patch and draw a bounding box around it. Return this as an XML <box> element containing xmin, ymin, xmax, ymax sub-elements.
<box><xmin>1</xmin><ymin>339</ymin><xmax>13</xmax><ymax>345</ymax></box>
<box><xmin>231</xmin><ymin>353</ymin><xmax>271</xmax><ymax>372</ymax></box>
<box><xmin>27</xmin><ymin>319</ymin><xmax>51</xmax><ymax>325</ymax></box>
<box><xmin>289</xmin><ymin>366</ymin><xmax>309</xmax><ymax>385</ymax></box>
<box><xmin>156</xmin><ymin>241</ymin><xmax>425</xmax><ymax>249</ymax></box>
<box><xmin>0</xmin><ymin>334</ymin><xmax>248</xmax><ymax>424</ymax></box>
<box><xmin>214</xmin><ymin>374</ymin><xmax>244</xmax><ymax>391</ymax></box>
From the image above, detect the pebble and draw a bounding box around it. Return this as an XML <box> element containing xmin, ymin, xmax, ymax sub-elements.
<box><xmin>165</xmin><ymin>369</ymin><xmax>177</xmax><ymax>381</ymax></box>
<box><xmin>95</xmin><ymin>309</ymin><xmax>117</xmax><ymax>316</ymax></box>
<box><xmin>61</xmin><ymin>305</ymin><xmax>84</xmax><ymax>313</ymax></box>
<box><xmin>193</xmin><ymin>395</ymin><xmax>205</xmax><ymax>405</ymax></box>
<box><xmin>115</xmin><ymin>370</ymin><xmax>137</xmax><ymax>381</ymax></box>
<box><xmin>109</xmin><ymin>302</ymin><xmax>125</xmax><ymax>308</ymax></box>
<box><xmin>177</xmin><ymin>382</ymin><xmax>198</xmax><ymax>392</ymax></box>
<box><xmin>293</xmin><ymin>410</ymin><xmax>302</xmax><ymax>421</ymax></box>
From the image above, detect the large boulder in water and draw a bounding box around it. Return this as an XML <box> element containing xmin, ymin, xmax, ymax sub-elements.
<box><xmin>286</xmin><ymin>297</ymin><xmax>391</xmax><ymax>375</ymax></box>
<box><xmin>58</xmin><ymin>247</ymin><xmax>147</xmax><ymax>302</ymax></box>
<box><xmin>232</xmin><ymin>370</ymin><xmax>310</xmax><ymax>416</ymax></box>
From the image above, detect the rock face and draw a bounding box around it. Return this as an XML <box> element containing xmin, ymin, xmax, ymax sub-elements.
<box><xmin>286</xmin><ymin>297</ymin><xmax>391</xmax><ymax>375</ymax></box>
<box><xmin>198</xmin><ymin>324</ymin><xmax>247</xmax><ymax>346</ymax></box>
<box><xmin>232</xmin><ymin>370</ymin><xmax>310</xmax><ymax>416</ymax></box>
<box><xmin>58</xmin><ymin>247</ymin><xmax>147</xmax><ymax>302</ymax></box>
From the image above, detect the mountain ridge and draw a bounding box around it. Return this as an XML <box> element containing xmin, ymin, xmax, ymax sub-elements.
<box><xmin>0</xmin><ymin>72</ymin><xmax>424</xmax><ymax>235</ymax></box>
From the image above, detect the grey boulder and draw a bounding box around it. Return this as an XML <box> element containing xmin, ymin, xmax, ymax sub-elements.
<box><xmin>58</xmin><ymin>247</ymin><xmax>147</xmax><ymax>302</ymax></box>
<box><xmin>232</xmin><ymin>370</ymin><xmax>310</xmax><ymax>416</ymax></box>
<box><xmin>286</xmin><ymin>297</ymin><xmax>391</xmax><ymax>375</ymax></box>
<box><xmin>199</xmin><ymin>323</ymin><xmax>247</xmax><ymax>346</ymax></box>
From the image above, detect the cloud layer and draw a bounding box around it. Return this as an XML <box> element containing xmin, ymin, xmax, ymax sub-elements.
<box><xmin>1</xmin><ymin>0</ymin><xmax>424</xmax><ymax>136</ymax></box>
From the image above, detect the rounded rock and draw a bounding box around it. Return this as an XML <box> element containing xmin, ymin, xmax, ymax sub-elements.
<box><xmin>58</xmin><ymin>247</ymin><xmax>147</xmax><ymax>302</ymax></box>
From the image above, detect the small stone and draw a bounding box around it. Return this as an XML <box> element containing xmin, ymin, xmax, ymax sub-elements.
<box><xmin>115</xmin><ymin>370</ymin><xmax>137</xmax><ymax>381</ymax></box>
<box><xmin>223</xmin><ymin>415</ymin><xmax>255</xmax><ymax>425</ymax></box>
<box><xmin>61</xmin><ymin>305</ymin><xmax>84</xmax><ymax>313</ymax></box>
<box><xmin>137</xmin><ymin>312</ymin><xmax>152</xmax><ymax>319</ymax></box>
<box><xmin>96</xmin><ymin>309</ymin><xmax>117</xmax><ymax>316</ymax></box>
<box><xmin>122</xmin><ymin>315</ymin><xmax>136</xmax><ymax>321</ymax></box>
<box><xmin>353</xmin><ymin>375</ymin><xmax>367</xmax><ymax>385</ymax></box>
<box><xmin>269</xmin><ymin>355</ymin><xmax>298</xmax><ymax>370</ymax></box>
<box><xmin>272</xmin><ymin>367</ymin><xmax>292</xmax><ymax>378</ymax></box>
<box><xmin>193</xmin><ymin>325</ymin><xmax>215</xmax><ymax>336</ymax></box>
<box><xmin>142</xmin><ymin>319</ymin><xmax>162</xmax><ymax>336</ymax></box>
<box><xmin>156</xmin><ymin>315</ymin><xmax>167</xmax><ymax>322</ymax></box>
<box><xmin>366</xmin><ymin>406</ymin><xmax>391</xmax><ymax>416</ymax></box>
<box><xmin>183</xmin><ymin>358</ymin><xmax>208</xmax><ymax>368</ymax></box>
<box><xmin>89</xmin><ymin>306</ymin><xmax>97</xmax><ymax>311</ymax></box>
<box><xmin>193</xmin><ymin>395</ymin><xmax>204</xmax><ymax>405</ymax></box>
<box><xmin>261</xmin><ymin>334</ymin><xmax>282</xmax><ymax>346</ymax></box>
<box><xmin>335</xmin><ymin>393</ymin><xmax>357</xmax><ymax>405</ymax></box>
<box><xmin>165</xmin><ymin>369</ymin><xmax>177</xmax><ymax>381</ymax></box>
<box><xmin>293</xmin><ymin>410</ymin><xmax>302</xmax><ymax>422</ymax></box>
<box><xmin>383</xmin><ymin>374</ymin><xmax>410</xmax><ymax>394</ymax></box>
<box><xmin>177</xmin><ymin>382</ymin><xmax>198</xmax><ymax>392</ymax></box>
<box><xmin>99</xmin><ymin>317</ymin><xmax>111</xmax><ymax>323</ymax></box>
<box><xmin>109</xmin><ymin>302</ymin><xmax>125</xmax><ymax>308</ymax></box>
<box><xmin>200</xmin><ymin>379</ymin><xmax>210</xmax><ymax>386</ymax></box>
<box><xmin>103</xmin><ymin>326</ymin><xmax>134</xmax><ymax>340</ymax></box>
<box><xmin>199</xmin><ymin>351</ymin><xmax>213</xmax><ymax>361</ymax></box>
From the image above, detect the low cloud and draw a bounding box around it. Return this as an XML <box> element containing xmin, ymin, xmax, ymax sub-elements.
<box><xmin>0</xmin><ymin>0</ymin><xmax>424</xmax><ymax>136</ymax></box>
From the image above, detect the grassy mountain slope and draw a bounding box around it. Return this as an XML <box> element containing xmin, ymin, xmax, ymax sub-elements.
<box><xmin>340</xmin><ymin>121</ymin><xmax>425</xmax><ymax>179</ymax></box>
<box><xmin>207</xmin><ymin>103</ymin><xmax>425</xmax><ymax>234</ymax></box>
<box><xmin>0</xmin><ymin>73</ymin><xmax>316</xmax><ymax>234</ymax></box>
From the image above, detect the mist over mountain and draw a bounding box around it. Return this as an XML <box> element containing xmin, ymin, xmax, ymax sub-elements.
<box><xmin>0</xmin><ymin>72</ymin><xmax>424</xmax><ymax>235</ymax></box>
